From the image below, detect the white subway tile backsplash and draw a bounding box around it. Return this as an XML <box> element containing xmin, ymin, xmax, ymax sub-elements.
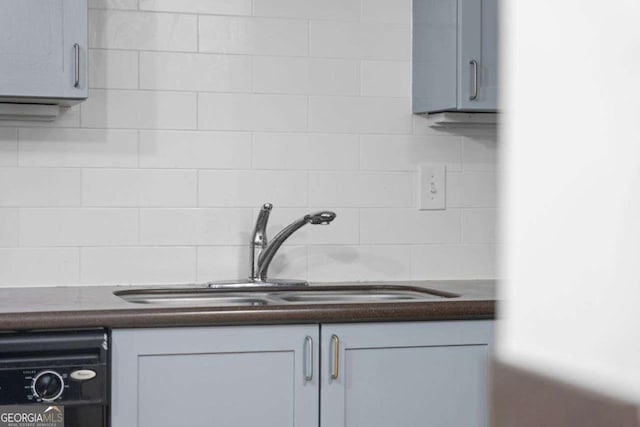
<box><xmin>361</xmin><ymin>0</ymin><xmax>412</xmax><ymax>24</ymax></box>
<box><xmin>308</xmin><ymin>59</ymin><xmax>361</xmax><ymax>96</ymax></box>
<box><xmin>0</xmin><ymin>168</ymin><xmax>80</xmax><ymax>207</ymax></box>
<box><xmin>360</xmin><ymin>135</ymin><xmax>462</xmax><ymax>171</ymax></box>
<box><xmin>81</xmin><ymin>247</ymin><xmax>196</xmax><ymax>285</ymax></box>
<box><xmin>253</xmin><ymin>57</ymin><xmax>308</xmax><ymax>94</ymax></box>
<box><xmin>361</xmin><ymin>61</ymin><xmax>410</xmax><ymax>97</ymax></box>
<box><xmin>139</xmin><ymin>131</ymin><xmax>251</xmax><ymax>169</ymax></box>
<box><xmin>199</xmin><ymin>16</ymin><xmax>308</xmax><ymax>56</ymax></box>
<box><xmin>88</xmin><ymin>50</ymin><xmax>138</xmax><ymax>89</ymax></box>
<box><xmin>462</xmin><ymin>208</ymin><xmax>497</xmax><ymax>244</ymax></box>
<box><xmin>0</xmin><ymin>248</ymin><xmax>79</xmax><ymax>286</ymax></box>
<box><xmin>309</xmin><ymin>21</ymin><xmax>411</xmax><ymax>60</ymax></box>
<box><xmin>140</xmin><ymin>208</ymin><xmax>252</xmax><ymax>245</ymax></box>
<box><xmin>140</xmin><ymin>0</ymin><xmax>252</xmax><ymax>16</ymax></box>
<box><xmin>198</xmin><ymin>93</ymin><xmax>307</xmax><ymax>131</ymax></box>
<box><xmin>0</xmin><ymin>209</ymin><xmax>18</xmax><ymax>247</ymax></box>
<box><xmin>411</xmin><ymin>244</ymin><xmax>497</xmax><ymax>280</ymax></box>
<box><xmin>19</xmin><ymin>129</ymin><xmax>138</xmax><ymax>168</ymax></box>
<box><xmin>197</xmin><ymin>246</ymin><xmax>249</xmax><ymax>282</ymax></box>
<box><xmin>199</xmin><ymin>246</ymin><xmax>307</xmax><ymax>283</ymax></box>
<box><xmin>447</xmin><ymin>172</ymin><xmax>497</xmax><ymax>208</ymax></box>
<box><xmin>253</xmin><ymin>0</ymin><xmax>360</xmax><ymax>21</ymax></box>
<box><xmin>308</xmin><ymin>245</ymin><xmax>411</xmax><ymax>282</ymax></box>
<box><xmin>140</xmin><ymin>52</ymin><xmax>251</xmax><ymax>92</ymax></box>
<box><xmin>81</xmin><ymin>90</ymin><xmax>197</xmax><ymax>129</ymax></box>
<box><xmin>309</xmin><ymin>172</ymin><xmax>413</xmax><ymax>207</ymax></box>
<box><xmin>20</xmin><ymin>208</ymin><xmax>138</xmax><ymax>247</ymax></box>
<box><xmin>253</xmin><ymin>133</ymin><xmax>358</xmax><ymax>170</ymax></box>
<box><xmin>462</xmin><ymin>131</ymin><xmax>499</xmax><ymax>171</ymax></box>
<box><xmin>259</xmin><ymin>207</ymin><xmax>359</xmax><ymax>245</ymax></box>
<box><xmin>0</xmin><ymin>0</ymin><xmax>499</xmax><ymax>286</ymax></box>
<box><xmin>360</xmin><ymin>209</ymin><xmax>462</xmax><ymax>244</ymax></box>
<box><xmin>88</xmin><ymin>0</ymin><xmax>137</xmax><ymax>10</ymax></box>
<box><xmin>0</xmin><ymin>128</ymin><xmax>17</xmax><ymax>166</ymax></box>
<box><xmin>253</xmin><ymin>57</ymin><xmax>360</xmax><ymax>96</ymax></box>
<box><xmin>199</xmin><ymin>170</ymin><xmax>307</xmax><ymax>207</ymax></box>
<box><xmin>82</xmin><ymin>169</ymin><xmax>197</xmax><ymax>207</ymax></box>
<box><xmin>89</xmin><ymin>10</ymin><xmax>197</xmax><ymax>51</ymax></box>
<box><xmin>260</xmin><ymin>245</ymin><xmax>307</xmax><ymax>280</ymax></box>
<box><xmin>309</xmin><ymin>96</ymin><xmax>412</xmax><ymax>134</ymax></box>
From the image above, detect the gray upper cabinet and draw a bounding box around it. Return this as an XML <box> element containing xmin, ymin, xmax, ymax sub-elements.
<box><xmin>0</xmin><ymin>0</ymin><xmax>87</xmax><ymax>105</ymax></box>
<box><xmin>413</xmin><ymin>0</ymin><xmax>499</xmax><ymax>113</ymax></box>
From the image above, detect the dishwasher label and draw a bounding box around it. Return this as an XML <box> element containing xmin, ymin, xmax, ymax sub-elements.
<box><xmin>0</xmin><ymin>405</ymin><xmax>64</xmax><ymax>427</ymax></box>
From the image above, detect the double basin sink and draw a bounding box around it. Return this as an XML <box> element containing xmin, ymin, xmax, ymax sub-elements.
<box><xmin>114</xmin><ymin>284</ymin><xmax>460</xmax><ymax>307</ymax></box>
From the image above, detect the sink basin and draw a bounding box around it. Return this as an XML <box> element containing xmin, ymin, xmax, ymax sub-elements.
<box><xmin>115</xmin><ymin>289</ymin><xmax>271</xmax><ymax>307</ymax></box>
<box><xmin>271</xmin><ymin>288</ymin><xmax>446</xmax><ymax>303</ymax></box>
<box><xmin>113</xmin><ymin>285</ymin><xmax>459</xmax><ymax>307</ymax></box>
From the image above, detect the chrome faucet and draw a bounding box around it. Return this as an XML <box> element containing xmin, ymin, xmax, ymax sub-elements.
<box><xmin>250</xmin><ymin>202</ymin><xmax>336</xmax><ymax>285</ymax></box>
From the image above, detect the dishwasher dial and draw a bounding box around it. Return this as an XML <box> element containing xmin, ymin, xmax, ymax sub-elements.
<box><xmin>32</xmin><ymin>370</ymin><xmax>64</xmax><ymax>401</ymax></box>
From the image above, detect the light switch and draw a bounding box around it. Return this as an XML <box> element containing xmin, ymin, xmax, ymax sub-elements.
<box><xmin>419</xmin><ymin>164</ymin><xmax>446</xmax><ymax>210</ymax></box>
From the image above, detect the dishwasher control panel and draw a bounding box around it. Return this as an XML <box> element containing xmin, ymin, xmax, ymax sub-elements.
<box><xmin>0</xmin><ymin>330</ymin><xmax>108</xmax><ymax>405</ymax></box>
<box><xmin>0</xmin><ymin>366</ymin><xmax>105</xmax><ymax>404</ymax></box>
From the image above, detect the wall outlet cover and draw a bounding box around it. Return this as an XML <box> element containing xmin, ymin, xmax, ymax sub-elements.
<box><xmin>419</xmin><ymin>164</ymin><xmax>446</xmax><ymax>210</ymax></box>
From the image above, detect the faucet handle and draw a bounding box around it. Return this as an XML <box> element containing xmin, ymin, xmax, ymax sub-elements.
<box><xmin>252</xmin><ymin>202</ymin><xmax>273</xmax><ymax>246</ymax></box>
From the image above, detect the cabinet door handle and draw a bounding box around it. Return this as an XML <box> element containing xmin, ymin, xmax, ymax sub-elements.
<box><xmin>469</xmin><ymin>59</ymin><xmax>479</xmax><ymax>100</ymax></box>
<box><xmin>73</xmin><ymin>43</ymin><xmax>81</xmax><ymax>88</ymax></box>
<box><xmin>331</xmin><ymin>334</ymin><xmax>340</xmax><ymax>380</ymax></box>
<box><xmin>303</xmin><ymin>336</ymin><xmax>313</xmax><ymax>381</ymax></box>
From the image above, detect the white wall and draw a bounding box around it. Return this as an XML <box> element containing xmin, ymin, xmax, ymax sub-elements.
<box><xmin>0</xmin><ymin>0</ymin><xmax>497</xmax><ymax>286</ymax></box>
<box><xmin>500</xmin><ymin>0</ymin><xmax>640</xmax><ymax>404</ymax></box>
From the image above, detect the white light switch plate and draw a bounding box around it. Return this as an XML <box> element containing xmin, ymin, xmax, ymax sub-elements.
<box><xmin>419</xmin><ymin>164</ymin><xmax>446</xmax><ymax>210</ymax></box>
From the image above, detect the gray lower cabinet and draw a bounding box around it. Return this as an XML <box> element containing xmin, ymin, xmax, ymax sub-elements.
<box><xmin>112</xmin><ymin>320</ymin><xmax>493</xmax><ymax>427</ymax></box>
<box><xmin>321</xmin><ymin>320</ymin><xmax>494</xmax><ymax>427</ymax></box>
<box><xmin>111</xmin><ymin>325</ymin><xmax>320</xmax><ymax>427</ymax></box>
<box><xmin>413</xmin><ymin>0</ymin><xmax>499</xmax><ymax>113</ymax></box>
<box><xmin>0</xmin><ymin>0</ymin><xmax>87</xmax><ymax>104</ymax></box>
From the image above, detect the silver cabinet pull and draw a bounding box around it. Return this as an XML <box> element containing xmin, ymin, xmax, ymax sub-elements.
<box><xmin>331</xmin><ymin>335</ymin><xmax>340</xmax><ymax>380</ymax></box>
<box><xmin>303</xmin><ymin>336</ymin><xmax>313</xmax><ymax>381</ymax></box>
<box><xmin>469</xmin><ymin>59</ymin><xmax>478</xmax><ymax>100</ymax></box>
<box><xmin>73</xmin><ymin>44</ymin><xmax>80</xmax><ymax>88</ymax></box>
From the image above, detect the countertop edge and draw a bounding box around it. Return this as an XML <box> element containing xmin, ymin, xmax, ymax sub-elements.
<box><xmin>0</xmin><ymin>300</ymin><xmax>495</xmax><ymax>331</ymax></box>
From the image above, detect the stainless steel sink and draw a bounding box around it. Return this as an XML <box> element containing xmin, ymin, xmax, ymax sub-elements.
<box><xmin>271</xmin><ymin>289</ymin><xmax>445</xmax><ymax>303</ymax></box>
<box><xmin>113</xmin><ymin>285</ymin><xmax>459</xmax><ymax>307</ymax></box>
<box><xmin>116</xmin><ymin>290</ymin><xmax>271</xmax><ymax>307</ymax></box>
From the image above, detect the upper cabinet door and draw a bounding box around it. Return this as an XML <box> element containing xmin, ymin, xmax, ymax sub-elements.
<box><xmin>458</xmin><ymin>0</ymin><xmax>498</xmax><ymax>111</ymax></box>
<box><xmin>413</xmin><ymin>0</ymin><xmax>499</xmax><ymax>113</ymax></box>
<box><xmin>320</xmin><ymin>320</ymin><xmax>494</xmax><ymax>427</ymax></box>
<box><xmin>111</xmin><ymin>325</ymin><xmax>319</xmax><ymax>427</ymax></box>
<box><xmin>0</xmin><ymin>0</ymin><xmax>87</xmax><ymax>104</ymax></box>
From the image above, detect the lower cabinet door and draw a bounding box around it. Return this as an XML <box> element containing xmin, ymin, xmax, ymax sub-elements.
<box><xmin>111</xmin><ymin>324</ymin><xmax>319</xmax><ymax>427</ymax></box>
<box><xmin>320</xmin><ymin>320</ymin><xmax>494</xmax><ymax>427</ymax></box>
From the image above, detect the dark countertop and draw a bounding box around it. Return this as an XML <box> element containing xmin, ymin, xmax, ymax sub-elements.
<box><xmin>0</xmin><ymin>280</ymin><xmax>496</xmax><ymax>331</ymax></box>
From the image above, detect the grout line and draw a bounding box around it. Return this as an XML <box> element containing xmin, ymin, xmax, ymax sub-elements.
<box><xmin>136</xmin><ymin>51</ymin><xmax>141</xmax><ymax>89</ymax></box>
<box><xmin>196</xmin><ymin>14</ymin><xmax>200</xmax><ymax>52</ymax></box>
<box><xmin>195</xmin><ymin>92</ymin><xmax>200</xmax><ymax>129</ymax></box>
<box><xmin>83</xmin><ymin>47</ymin><xmax>410</xmax><ymax>62</ymax></box>
<box><xmin>136</xmin><ymin>208</ymin><xmax>141</xmax><ymax>245</ymax></box>
<box><xmin>77</xmin><ymin>246</ymin><xmax>83</xmax><ymax>283</ymax></box>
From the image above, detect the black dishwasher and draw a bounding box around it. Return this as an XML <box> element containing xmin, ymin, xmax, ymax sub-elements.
<box><xmin>0</xmin><ymin>329</ymin><xmax>109</xmax><ymax>427</ymax></box>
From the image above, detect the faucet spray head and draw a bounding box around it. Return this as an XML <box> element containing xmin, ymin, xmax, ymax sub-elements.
<box><xmin>306</xmin><ymin>211</ymin><xmax>337</xmax><ymax>225</ymax></box>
